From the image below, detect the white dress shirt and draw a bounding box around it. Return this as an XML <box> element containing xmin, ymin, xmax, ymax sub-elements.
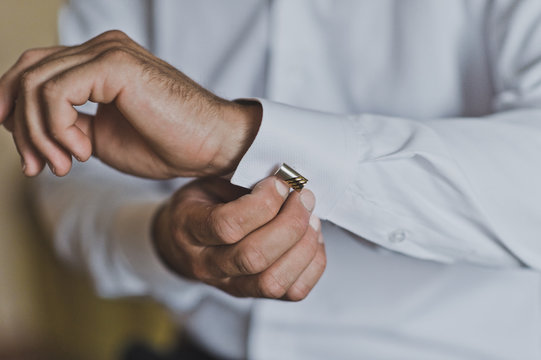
<box><xmin>35</xmin><ymin>1</ymin><xmax>541</xmax><ymax>359</ymax></box>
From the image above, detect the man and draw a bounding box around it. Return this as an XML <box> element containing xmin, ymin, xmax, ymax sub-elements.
<box><xmin>1</xmin><ymin>0</ymin><xmax>541</xmax><ymax>359</ymax></box>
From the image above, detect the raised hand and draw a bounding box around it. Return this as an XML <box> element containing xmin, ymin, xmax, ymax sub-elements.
<box><xmin>153</xmin><ymin>176</ymin><xmax>326</xmax><ymax>301</ymax></box>
<box><xmin>0</xmin><ymin>30</ymin><xmax>261</xmax><ymax>178</ymax></box>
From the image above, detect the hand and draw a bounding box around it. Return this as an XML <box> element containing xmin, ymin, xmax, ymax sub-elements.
<box><xmin>153</xmin><ymin>176</ymin><xmax>326</xmax><ymax>301</ymax></box>
<box><xmin>0</xmin><ymin>30</ymin><xmax>261</xmax><ymax>178</ymax></box>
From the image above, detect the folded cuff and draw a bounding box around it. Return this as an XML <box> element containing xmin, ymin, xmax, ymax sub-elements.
<box><xmin>231</xmin><ymin>98</ymin><xmax>365</xmax><ymax>219</ymax></box>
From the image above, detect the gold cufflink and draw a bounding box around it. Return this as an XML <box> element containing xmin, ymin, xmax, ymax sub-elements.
<box><xmin>274</xmin><ymin>163</ymin><xmax>308</xmax><ymax>192</ymax></box>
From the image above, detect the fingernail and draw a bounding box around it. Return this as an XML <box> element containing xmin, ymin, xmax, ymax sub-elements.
<box><xmin>300</xmin><ymin>190</ymin><xmax>315</xmax><ymax>211</ymax></box>
<box><xmin>274</xmin><ymin>178</ymin><xmax>289</xmax><ymax>198</ymax></box>
<box><xmin>318</xmin><ymin>233</ymin><xmax>324</xmax><ymax>244</ymax></box>
<box><xmin>21</xmin><ymin>160</ymin><xmax>26</xmax><ymax>173</ymax></box>
<box><xmin>48</xmin><ymin>162</ymin><xmax>56</xmax><ymax>175</ymax></box>
<box><xmin>309</xmin><ymin>214</ymin><xmax>320</xmax><ymax>231</ymax></box>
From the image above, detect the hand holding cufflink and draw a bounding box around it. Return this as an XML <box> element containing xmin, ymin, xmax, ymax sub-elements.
<box><xmin>152</xmin><ymin>171</ymin><xmax>325</xmax><ymax>301</ymax></box>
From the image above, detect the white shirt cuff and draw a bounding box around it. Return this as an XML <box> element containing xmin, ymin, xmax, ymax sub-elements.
<box><xmin>230</xmin><ymin>98</ymin><xmax>366</xmax><ymax>219</ymax></box>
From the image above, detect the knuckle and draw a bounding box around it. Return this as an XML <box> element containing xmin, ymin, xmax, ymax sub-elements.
<box><xmin>170</xmin><ymin>219</ymin><xmax>185</xmax><ymax>242</ymax></box>
<box><xmin>48</xmin><ymin>126</ymin><xmax>63</xmax><ymax>143</ymax></box>
<box><xmin>312</xmin><ymin>253</ymin><xmax>328</xmax><ymax>279</ymax></box>
<box><xmin>286</xmin><ymin>214</ymin><xmax>309</xmax><ymax>238</ymax></box>
<box><xmin>26</xmin><ymin>124</ymin><xmax>43</xmax><ymax>145</ymax></box>
<box><xmin>235</xmin><ymin>244</ymin><xmax>268</xmax><ymax>274</ymax></box>
<box><xmin>191</xmin><ymin>263</ymin><xmax>211</xmax><ymax>281</ymax></box>
<box><xmin>20</xmin><ymin>70</ymin><xmax>39</xmax><ymax>93</ymax></box>
<box><xmin>182</xmin><ymin>252</ymin><xmax>209</xmax><ymax>280</ymax></box>
<box><xmin>258</xmin><ymin>272</ymin><xmax>288</xmax><ymax>299</ymax></box>
<box><xmin>210</xmin><ymin>207</ymin><xmax>243</xmax><ymax>244</ymax></box>
<box><xmin>92</xmin><ymin>39</ymin><xmax>127</xmax><ymax>54</ymax></box>
<box><xmin>100</xmin><ymin>46</ymin><xmax>132</xmax><ymax>62</ymax></box>
<box><xmin>259</xmin><ymin>196</ymin><xmax>279</xmax><ymax>218</ymax></box>
<box><xmin>286</xmin><ymin>283</ymin><xmax>311</xmax><ymax>302</ymax></box>
<box><xmin>18</xmin><ymin>48</ymin><xmax>40</xmax><ymax>64</ymax></box>
<box><xmin>209</xmin><ymin>262</ymin><xmax>229</xmax><ymax>279</ymax></box>
<box><xmin>200</xmin><ymin>248</ymin><xmax>228</xmax><ymax>279</ymax></box>
<box><xmin>99</xmin><ymin>29</ymin><xmax>129</xmax><ymax>41</ymax></box>
<box><xmin>305</xmin><ymin>231</ymin><xmax>320</xmax><ymax>252</ymax></box>
<box><xmin>170</xmin><ymin>214</ymin><xmax>196</xmax><ymax>247</ymax></box>
<box><xmin>41</xmin><ymin>78</ymin><xmax>60</xmax><ymax>100</ymax></box>
<box><xmin>303</xmin><ymin>241</ymin><xmax>320</xmax><ymax>262</ymax></box>
<box><xmin>317</xmin><ymin>252</ymin><xmax>328</xmax><ymax>272</ymax></box>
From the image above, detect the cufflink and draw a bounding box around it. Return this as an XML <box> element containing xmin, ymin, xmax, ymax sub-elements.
<box><xmin>274</xmin><ymin>163</ymin><xmax>308</xmax><ymax>192</ymax></box>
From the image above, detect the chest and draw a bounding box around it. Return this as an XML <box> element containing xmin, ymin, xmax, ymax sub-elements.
<box><xmin>151</xmin><ymin>0</ymin><xmax>493</xmax><ymax>118</ymax></box>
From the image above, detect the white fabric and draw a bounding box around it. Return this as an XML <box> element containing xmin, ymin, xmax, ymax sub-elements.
<box><xmin>33</xmin><ymin>0</ymin><xmax>541</xmax><ymax>359</ymax></box>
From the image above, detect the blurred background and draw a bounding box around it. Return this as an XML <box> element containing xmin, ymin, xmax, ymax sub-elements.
<box><xmin>0</xmin><ymin>1</ymin><xmax>176</xmax><ymax>359</ymax></box>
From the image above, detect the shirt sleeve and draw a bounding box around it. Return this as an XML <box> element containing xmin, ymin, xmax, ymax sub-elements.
<box><xmin>57</xmin><ymin>0</ymin><xmax>151</xmax><ymax>47</ymax></box>
<box><xmin>231</xmin><ymin>1</ymin><xmax>541</xmax><ymax>269</ymax></box>
<box><xmin>34</xmin><ymin>158</ymin><xmax>210</xmax><ymax>310</ymax></box>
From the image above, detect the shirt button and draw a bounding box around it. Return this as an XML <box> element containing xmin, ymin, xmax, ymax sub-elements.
<box><xmin>388</xmin><ymin>229</ymin><xmax>408</xmax><ymax>244</ymax></box>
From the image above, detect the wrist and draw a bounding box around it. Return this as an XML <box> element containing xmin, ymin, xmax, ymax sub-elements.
<box><xmin>211</xmin><ymin>99</ymin><xmax>262</xmax><ymax>175</ymax></box>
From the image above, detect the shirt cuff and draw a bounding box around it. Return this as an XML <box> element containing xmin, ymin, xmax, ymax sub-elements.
<box><xmin>230</xmin><ymin>98</ymin><xmax>366</xmax><ymax>219</ymax></box>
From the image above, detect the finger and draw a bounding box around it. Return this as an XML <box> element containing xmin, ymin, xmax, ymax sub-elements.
<box><xmin>22</xmin><ymin>110</ymin><xmax>92</xmax><ymax>176</ymax></box>
<box><xmin>0</xmin><ymin>30</ymin><xmax>138</xmax><ymax>124</ymax></box>
<box><xmin>284</xmin><ymin>240</ymin><xmax>327</xmax><ymax>301</ymax></box>
<box><xmin>222</xmin><ymin>219</ymin><xmax>321</xmax><ymax>299</ymax></box>
<box><xmin>20</xmin><ymin>53</ymin><xmax>99</xmax><ymax>175</ymax></box>
<box><xmin>12</xmin><ymin>100</ymin><xmax>45</xmax><ymax>175</ymax></box>
<box><xmin>14</xmin><ymin>40</ymin><xmax>141</xmax><ymax>172</ymax></box>
<box><xmin>203</xmin><ymin>189</ymin><xmax>317</xmax><ymax>277</ymax></box>
<box><xmin>0</xmin><ymin>47</ymin><xmax>64</xmax><ymax>123</ymax></box>
<box><xmin>74</xmin><ymin>112</ymin><xmax>94</xmax><ymax>139</ymax></box>
<box><xmin>39</xmin><ymin>48</ymin><xmax>133</xmax><ymax>162</ymax></box>
<box><xmin>189</xmin><ymin>176</ymin><xmax>290</xmax><ymax>246</ymax></box>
